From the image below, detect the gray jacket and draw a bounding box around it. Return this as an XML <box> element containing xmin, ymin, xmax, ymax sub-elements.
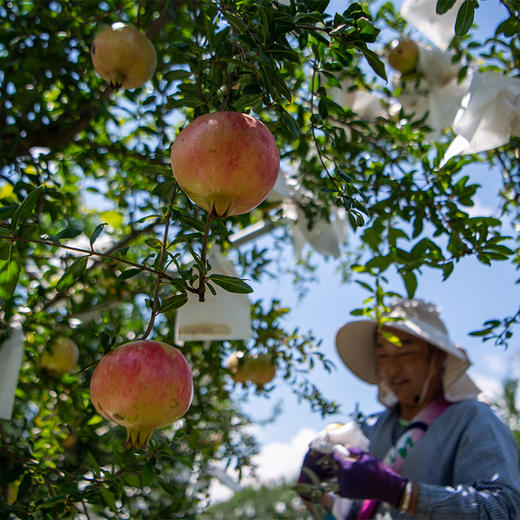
<box><xmin>360</xmin><ymin>399</ymin><xmax>520</xmax><ymax>519</ymax></box>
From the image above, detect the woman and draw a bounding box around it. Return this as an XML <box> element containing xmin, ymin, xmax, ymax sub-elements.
<box><xmin>297</xmin><ymin>298</ymin><xmax>520</xmax><ymax>519</ymax></box>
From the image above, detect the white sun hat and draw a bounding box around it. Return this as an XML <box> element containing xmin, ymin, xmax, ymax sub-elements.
<box><xmin>335</xmin><ymin>299</ymin><xmax>481</xmax><ymax>406</ymax></box>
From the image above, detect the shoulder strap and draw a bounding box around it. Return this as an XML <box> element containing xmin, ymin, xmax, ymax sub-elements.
<box><xmin>357</xmin><ymin>397</ymin><xmax>452</xmax><ymax>519</ymax></box>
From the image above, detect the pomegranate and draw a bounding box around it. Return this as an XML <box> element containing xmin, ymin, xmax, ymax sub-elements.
<box><xmin>89</xmin><ymin>340</ymin><xmax>193</xmax><ymax>449</ymax></box>
<box><xmin>227</xmin><ymin>352</ymin><xmax>250</xmax><ymax>384</ymax></box>
<box><xmin>227</xmin><ymin>352</ymin><xmax>276</xmax><ymax>387</ymax></box>
<box><xmin>388</xmin><ymin>39</ymin><xmax>419</xmax><ymax>75</ymax></box>
<box><xmin>170</xmin><ymin>111</ymin><xmax>280</xmax><ymax>217</ymax></box>
<box><xmin>91</xmin><ymin>23</ymin><xmax>157</xmax><ymax>89</ymax></box>
<box><xmin>40</xmin><ymin>337</ymin><xmax>79</xmax><ymax>377</ymax></box>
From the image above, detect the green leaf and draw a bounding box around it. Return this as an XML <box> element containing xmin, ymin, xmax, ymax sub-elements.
<box><xmin>124</xmin><ymin>473</ymin><xmax>141</xmax><ymax>488</ymax></box>
<box><xmin>166</xmin><ymin>69</ymin><xmax>192</xmax><ymax>81</ymax></box>
<box><xmin>436</xmin><ymin>0</ymin><xmax>458</xmax><ymax>14</ymax></box>
<box><xmin>35</xmin><ymin>494</ymin><xmax>67</xmax><ymax>510</ymax></box>
<box><xmin>16</xmin><ymin>472</ymin><xmax>32</xmax><ymax>502</ymax></box>
<box><xmin>87</xmin><ymin>414</ymin><xmax>104</xmax><ymax>426</ymax></box>
<box><xmin>145</xmin><ymin>237</ymin><xmax>163</xmax><ymax>249</ymax></box>
<box><xmin>278</xmin><ymin>110</ymin><xmax>300</xmax><ymax>140</ymax></box>
<box><xmin>496</xmin><ymin>17</ymin><xmax>520</xmax><ymax>37</ymax></box>
<box><xmin>118</xmin><ymin>268</ymin><xmax>142</xmax><ymax>280</ymax></box>
<box><xmin>159</xmin><ymin>293</ymin><xmax>188</xmax><ymax>313</ymax></box>
<box><xmin>0</xmin><ymin>239</ymin><xmax>10</xmax><ymax>261</ymax></box>
<box><xmin>90</xmin><ymin>223</ymin><xmax>107</xmax><ymax>248</ymax></box>
<box><xmin>208</xmin><ymin>274</ymin><xmax>253</xmax><ymax>294</ymax></box>
<box><xmin>224</xmin><ymin>12</ymin><xmax>248</xmax><ymax>34</ymax></box>
<box><xmin>141</xmin><ymin>463</ymin><xmax>156</xmax><ymax>487</ymax></box>
<box><xmin>401</xmin><ymin>270</ymin><xmax>417</xmax><ymax>298</ymax></box>
<box><xmin>56</xmin><ymin>227</ymin><xmax>82</xmax><ymax>240</ymax></box>
<box><xmin>56</xmin><ymin>255</ymin><xmax>89</xmax><ymax>291</ymax></box>
<box><xmin>100</xmin><ymin>487</ymin><xmax>116</xmax><ymax>509</ymax></box>
<box><xmin>0</xmin><ymin>246</ymin><xmax>21</xmax><ymax>299</ymax></box>
<box><xmin>151</xmin><ymin>178</ymin><xmax>176</xmax><ymax>199</ymax></box>
<box><xmin>11</xmin><ymin>186</ymin><xmax>44</xmax><ymax>231</ymax></box>
<box><xmin>455</xmin><ymin>0</ymin><xmax>475</xmax><ymax>36</ymax></box>
<box><xmin>359</xmin><ymin>46</ymin><xmax>387</xmax><ymax>82</ymax></box>
<box><xmin>0</xmin><ymin>204</ymin><xmax>18</xmax><ymax>220</ymax></box>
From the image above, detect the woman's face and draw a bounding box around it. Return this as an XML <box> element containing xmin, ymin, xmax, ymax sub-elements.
<box><xmin>375</xmin><ymin>327</ymin><xmax>445</xmax><ymax>413</ymax></box>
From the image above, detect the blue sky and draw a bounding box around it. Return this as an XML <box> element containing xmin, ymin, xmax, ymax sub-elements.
<box><xmin>208</xmin><ymin>0</ymin><xmax>520</xmax><ymax>503</ymax></box>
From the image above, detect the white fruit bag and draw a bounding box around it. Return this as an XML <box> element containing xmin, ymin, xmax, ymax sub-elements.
<box><xmin>401</xmin><ymin>0</ymin><xmax>463</xmax><ymax>51</ymax></box>
<box><xmin>443</xmin><ymin>72</ymin><xmax>520</xmax><ymax>163</ymax></box>
<box><xmin>310</xmin><ymin>421</ymin><xmax>370</xmax><ymax>454</ymax></box>
<box><xmin>174</xmin><ymin>248</ymin><xmax>252</xmax><ymax>342</ymax></box>
<box><xmin>0</xmin><ymin>324</ymin><xmax>24</xmax><ymax>420</ymax></box>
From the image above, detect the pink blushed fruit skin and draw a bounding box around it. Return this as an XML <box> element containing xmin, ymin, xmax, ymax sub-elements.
<box><xmin>89</xmin><ymin>340</ymin><xmax>193</xmax><ymax>449</ymax></box>
<box><xmin>170</xmin><ymin>111</ymin><xmax>280</xmax><ymax>217</ymax></box>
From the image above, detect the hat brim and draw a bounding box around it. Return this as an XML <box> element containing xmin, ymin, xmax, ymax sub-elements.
<box><xmin>335</xmin><ymin>320</ymin><xmax>379</xmax><ymax>384</ymax></box>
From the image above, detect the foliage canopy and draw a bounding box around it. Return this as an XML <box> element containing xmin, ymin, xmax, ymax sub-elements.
<box><xmin>1</xmin><ymin>0</ymin><xmax>519</xmax><ymax>518</ymax></box>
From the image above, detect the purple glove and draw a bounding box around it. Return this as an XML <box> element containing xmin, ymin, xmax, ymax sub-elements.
<box><xmin>331</xmin><ymin>447</ymin><xmax>407</xmax><ymax>507</ymax></box>
<box><xmin>298</xmin><ymin>449</ymin><xmax>336</xmax><ymax>485</ymax></box>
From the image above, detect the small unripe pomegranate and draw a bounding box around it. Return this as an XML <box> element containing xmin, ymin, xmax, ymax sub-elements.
<box><xmin>170</xmin><ymin>111</ymin><xmax>280</xmax><ymax>217</ymax></box>
<box><xmin>89</xmin><ymin>340</ymin><xmax>193</xmax><ymax>449</ymax></box>
<box><xmin>91</xmin><ymin>23</ymin><xmax>157</xmax><ymax>89</ymax></box>
<box><xmin>388</xmin><ymin>39</ymin><xmax>419</xmax><ymax>75</ymax></box>
<box><xmin>227</xmin><ymin>352</ymin><xmax>250</xmax><ymax>384</ymax></box>
<box><xmin>246</xmin><ymin>354</ymin><xmax>276</xmax><ymax>386</ymax></box>
<box><xmin>227</xmin><ymin>352</ymin><xmax>276</xmax><ymax>387</ymax></box>
<box><xmin>40</xmin><ymin>337</ymin><xmax>79</xmax><ymax>377</ymax></box>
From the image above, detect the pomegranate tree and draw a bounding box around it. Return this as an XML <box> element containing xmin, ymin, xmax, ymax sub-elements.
<box><xmin>170</xmin><ymin>111</ymin><xmax>280</xmax><ymax>217</ymax></box>
<box><xmin>89</xmin><ymin>340</ymin><xmax>193</xmax><ymax>449</ymax></box>
<box><xmin>91</xmin><ymin>23</ymin><xmax>157</xmax><ymax>89</ymax></box>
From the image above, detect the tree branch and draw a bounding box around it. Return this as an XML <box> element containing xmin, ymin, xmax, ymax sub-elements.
<box><xmin>37</xmin><ymin>222</ymin><xmax>158</xmax><ymax>313</ymax></box>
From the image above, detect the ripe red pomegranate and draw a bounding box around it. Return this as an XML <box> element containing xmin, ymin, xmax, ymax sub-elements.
<box><xmin>89</xmin><ymin>340</ymin><xmax>193</xmax><ymax>449</ymax></box>
<box><xmin>170</xmin><ymin>111</ymin><xmax>280</xmax><ymax>217</ymax></box>
<box><xmin>91</xmin><ymin>23</ymin><xmax>157</xmax><ymax>89</ymax></box>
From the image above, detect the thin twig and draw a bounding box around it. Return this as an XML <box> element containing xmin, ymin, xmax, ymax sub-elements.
<box><xmin>40</xmin><ymin>222</ymin><xmax>157</xmax><ymax>312</ymax></box>
<box><xmin>198</xmin><ymin>209</ymin><xmax>214</xmax><ymax>302</ymax></box>
<box><xmin>0</xmin><ymin>235</ymin><xmax>176</xmax><ymax>283</ymax></box>
<box><xmin>81</xmin><ymin>499</ymin><xmax>92</xmax><ymax>520</ymax></box>
<box><xmin>140</xmin><ymin>188</ymin><xmax>177</xmax><ymax>340</ymax></box>
<box><xmin>309</xmin><ymin>58</ymin><xmax>342</xmax><ymax>195</ymax></box>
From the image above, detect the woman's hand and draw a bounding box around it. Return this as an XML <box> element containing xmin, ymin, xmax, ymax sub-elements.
<box><xmin>331</xmin><ymin>447</ymin><xmax>407</xmax><ymax>507</ymax></box>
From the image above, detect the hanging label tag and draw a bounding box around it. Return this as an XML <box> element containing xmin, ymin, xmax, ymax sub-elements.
<box><xmin>0</xmin><ymin>325</ymin><xmax>25</xmax><ymax>420</ymax></box>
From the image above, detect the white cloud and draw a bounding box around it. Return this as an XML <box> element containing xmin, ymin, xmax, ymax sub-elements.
<box><xmin>465</xmin><ymin>199</ymin><xmax>496</xmax><ymax>218</ymax></box>
<box><xmin>207</xmin><ymin>426</ymin><xmax>318</xmax><ymax>505</ymax></box>
<box><xmin>250</xmin><ymin>427</ymin><xmax>317</xmax><ymax>485</ymax></box>
<box><xmin>471</xmin><ymin>371</ymin><xmax>503</xmax><ymax>400</ymax></box>
<box><xmin>207</xmin><ymin>479</ymin><xmax>234</xmax><ymax>505</ymax></box>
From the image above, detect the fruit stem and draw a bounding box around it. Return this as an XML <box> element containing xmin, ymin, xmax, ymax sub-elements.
<box><xmin>198</xmin><ymin>208</ymin><xmax>214</xmax><ymax>302</ymax></box>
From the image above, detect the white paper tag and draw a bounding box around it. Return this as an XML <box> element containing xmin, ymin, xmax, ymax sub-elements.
<box><xmin>0</xmin><ymin>325</ymin><xmax>25</xmax><ymax>420</ymax></box>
